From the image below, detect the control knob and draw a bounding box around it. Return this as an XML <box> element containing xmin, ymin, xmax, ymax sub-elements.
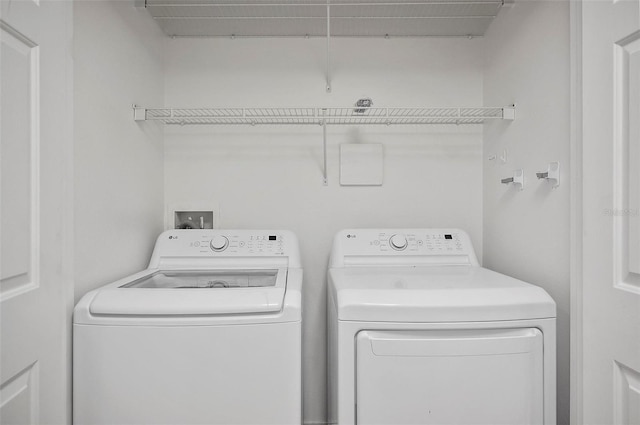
<box><xmin>389</xmin><ymin>234</ymin><xmax>408</xmax><ymax>251</ymax></box>
<box><xmin>210</xmin><ymin>235</ymin><xmax>229</xmax><ymax>252</ymax></box>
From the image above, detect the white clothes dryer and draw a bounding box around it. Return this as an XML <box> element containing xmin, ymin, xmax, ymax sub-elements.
<box><xmin>327</xmin><ymin>229</ymin><xmax>556</xmax><ymax>425</ymax></box>
<box><xmin>74</xmin><ymin>229</ymin><xmax>302</xmax><ymax>425</ymax></box>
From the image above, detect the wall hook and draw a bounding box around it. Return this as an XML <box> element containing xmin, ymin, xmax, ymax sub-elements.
<box><xmin>536</xmin><ymin>162</ymin><xmax>560</xmax><ymax>188</ymax></box>
<box><xmin>501</xmin><ymin>169</ymin><xmax>524</xmax><ymax>190</ymax></box>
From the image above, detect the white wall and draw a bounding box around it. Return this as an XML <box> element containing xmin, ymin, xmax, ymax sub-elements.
<box><xmin>482</xmin><ymin>2</ymin><xmax>571</xmax><ymax>424</ymax></box>
<box><xmin>74</xmin><ymin>0</ymin><xmax>165</xmax><ymax>301</ymax></box>
<box><xmin>164</xmin><ymin>37</ymin><xmax>484</xmax><ymax>424</ymax></box>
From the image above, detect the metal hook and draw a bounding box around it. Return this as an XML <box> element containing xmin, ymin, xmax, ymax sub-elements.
<box><xmin>501</xmin><ymin>169</ymin><xmax>524</xmax><ymax>191</ymax></box>
<box><xmin>536</xmin><ymin>162</ymin><xmax>560</xmax><ymax>188</ymax></box>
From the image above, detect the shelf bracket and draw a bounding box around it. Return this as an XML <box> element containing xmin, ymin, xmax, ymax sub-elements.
<box><xmin>326</xmin><ymin>0</ymin><xmax>331</xmax><ymax>93</ymax></box>
<box><xmin>502</xmin><ymin>105</ymin><xmax>516</xmax><ymax>120</ymax></box>
<box><xmin>133</xmin><ymin>105</ymin><xmax>146</xmax><ymax>121</ymax></box>
<box><xmin>322</xmin><ymin>109</ymin><xmax>328</xmax><ymax>185</ymax></box>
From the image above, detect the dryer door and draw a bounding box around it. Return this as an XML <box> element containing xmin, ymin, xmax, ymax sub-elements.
<box><xmin>355</xmin><ymin>328</ymin><xmax>544</xmax><ymax>425</ymax></box>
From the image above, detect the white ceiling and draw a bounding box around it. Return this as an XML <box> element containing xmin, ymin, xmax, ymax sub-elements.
<box><xmin>145</xmin><ymin>0</ymin><xmax>504</xmax><ymax>38</ymax></box>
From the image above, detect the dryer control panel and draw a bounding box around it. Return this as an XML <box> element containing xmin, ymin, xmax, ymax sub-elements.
<box><xmin>149</xmin><ymin>229</ymin><xmax>301</xmax><ymax>268</ymax></box>
<box><xmin>330</xmin><ymin>229</ymin><xmax>479</xmax><ymax>267</ymax></box>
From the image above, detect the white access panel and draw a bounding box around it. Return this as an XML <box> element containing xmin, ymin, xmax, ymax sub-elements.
<box><xmin>355</xmin><ymin>328</ymin><xmax>544</xmax><ymax>425</ymax></box>
<box><xmin>74</xmin><ymin>322</ymin><xmax>301</xmax><ymax>425</ymax></box>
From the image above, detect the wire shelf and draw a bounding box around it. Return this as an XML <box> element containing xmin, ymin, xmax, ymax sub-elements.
<box><xmin>136</xmin><ymin>106</ymin><xmax>514</xmax><ymax>125</ymax></box>
<box><xmin>133</xmin><ymin>104</ymin><xmax>515</xmax><ymax>185</ymax></box>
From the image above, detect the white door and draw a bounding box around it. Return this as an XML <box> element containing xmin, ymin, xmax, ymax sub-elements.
<box><xmin>582</xmin><ymin>0</ymin><xmax>640</xmax><ymax>423</ymax></box>
<box><xmin>0</xmin><ymin>0</ymin><xmax>72</xmax><ymax>424</ymax></box>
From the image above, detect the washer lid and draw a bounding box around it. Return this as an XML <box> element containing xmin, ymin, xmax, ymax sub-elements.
<box><xmin>329</xmin><ymin>266</ymin><xmax>556</xmax><ymax>322</ymax></box>
<box><xmin>88</xmin><ymin>269</ymin><xmax>286</xmax><ymax>316</ymax></box>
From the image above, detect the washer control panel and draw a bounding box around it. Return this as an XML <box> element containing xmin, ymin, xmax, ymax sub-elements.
<box><xmin>193</xmin><ymin>233</ymin><xmax>283</xmax><ymax>255</ymax></box>
<box><xmin>150</xmin><ymin>230</ymin><xmax>300</xmax><ymax>264</ymax></box>
<box><xmin>331</xmin><ymin>229</ymin><xmax>479</xmax><ymax>267</ymax></box>
<box><xmin>365</xmin><ymin>231</ymin><xmax>464</xmax><ymax>253</ymax></box>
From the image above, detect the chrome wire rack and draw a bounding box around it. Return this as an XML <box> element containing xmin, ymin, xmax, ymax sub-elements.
<box><xmin>133</xmin><ymin>105</ymin><xmax>515</xmax><ymax>186</ymax></box>
<box><xmin>134</xmin><ymin>106</ymin><xmax>515</xmax><ymax>126</ymax></box>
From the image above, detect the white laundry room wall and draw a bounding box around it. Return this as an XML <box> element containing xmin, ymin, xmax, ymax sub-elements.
<box><xmin>482</xmin><ymin>1</ymin><xmax>571</xmax><ymax>424</ymax></box>
<box><xmin>74</xmin><ymin>1</ymin><xmax>165</xmax><ymax>301</ymax></box>
<box><xmin>163</xmin><ymin>38</ymin><xmax>485</xmax><ymax>424</ymax></box>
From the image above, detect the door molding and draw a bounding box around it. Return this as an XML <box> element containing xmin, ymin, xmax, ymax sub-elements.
<box><xmin>569</xmin><ymin>1</ymin><xmax>583</xmax><ymax>424</ymax></box>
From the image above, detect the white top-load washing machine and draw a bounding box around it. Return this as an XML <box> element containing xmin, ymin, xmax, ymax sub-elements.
<box><xmin>328</xmin><ymin>229</ymin><xmax>556</xmax><ymax>425</ymax></box>
<box><xmin>74</xmin><ymin>229</ymin><xmax>302</xmax><ymax>425</ymax></box>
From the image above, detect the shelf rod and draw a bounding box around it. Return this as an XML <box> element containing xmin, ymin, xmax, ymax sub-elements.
<box><xmin>153</xmin><ymin>15</ymin><xmax>499</xmax><ymax>20</ymax></box>
<box><xmin>149</xmin><ymin>1</ymin><xmax>504</xmax><ymax>7</ymax></box>
<box><xmin>322</xmin><ymin>108</ymin><xmax>328</xmax><ymax>185</ymax></box>
<box><xmin>156</xmin><ymin>120</ymin><xmax>490</xmax><ymax>125</ymax></box>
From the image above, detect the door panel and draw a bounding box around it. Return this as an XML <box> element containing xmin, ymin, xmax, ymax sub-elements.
<box><xmin>613</xmin><ymin>361</ymin><xmax>640</xmax><ymax>424</ymax></box>
<box><xmin>0</xmin><ymin>363</ymin><xmax>38</xmax><ymax>425</ymax></box>
<box><xmin>0</xmin><ymin>21</ymin><xmax>38</xmax><ymax>299</ymax></box>
<box><xmin>0</xmin><ymin>0</ymin><xmax>72</xmax><ymax>423</ymax></box>
<box><xmin>582</xmin><ymin>0</ymin><xmax>640</xmax><ymax>422</ymax></box>
<box><xmin>613</xmin><ymin>19</ymin><xmax>640</xmax><ymax>292</ymax></box>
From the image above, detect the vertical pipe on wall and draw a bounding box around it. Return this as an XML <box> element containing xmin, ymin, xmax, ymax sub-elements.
<box><xmin>326</xmin><ymin>0</ymin><xmax>331</xmax><ymax>93</ymax></box>
<box><xmin>322</xmin><ymin>109</ymin><xmax>328</xmax><ymax>185</ymax></box>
